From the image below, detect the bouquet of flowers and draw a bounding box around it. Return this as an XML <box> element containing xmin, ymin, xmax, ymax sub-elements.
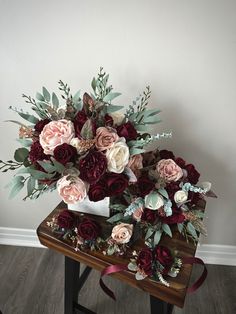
<box><xmin>1</xmin><ymin>69</ymin><xmax>216</xmax><ymax>287</ymax></box>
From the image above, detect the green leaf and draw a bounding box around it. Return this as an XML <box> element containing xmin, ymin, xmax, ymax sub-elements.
<box><xmin>5</xmin><ymin>176</ymin><xmax>24</xmax><ymax>189</ymax></box>
<box><xmin>106</xmin><ymin>105</ymin><xmax>124</xmax><ymax>113</ymax></box>
<box><xmin>107</xmin><ymin>213</ymin><xmax>124</xmax><ymax>224</ymax></box>
<box><xmin>27</xmin><ymin>177</ymin><xmax>36</xmax><ymax>196</ymax></box>
<box><xmin>17</xmin><ymin>112</ymin><xmax>39</xmax><ymax>124</ymax></box>
<box><xmin>187</xmin><ymin>222</ymin><xmax>198</xmax><ymax>239</ymax></box>
<box><xmin>158</xmin><ymin>188</ymin><xmax>169</xmax><ymax>199</ymax></box>
<box><xmin>5</xmin><ymin>120</ymin><xmax>27</xmax><ymax>127</ymax></box>
<box><xmin>177</xmin><ymin>223</ymin><xmax>184</xmax><ymax>233</ymax></box>
<box><xmin>37</xmin><ymin>161</ymin><xmax>56</xmax><ymax>173</ymax></box>
<box><xmin>107</xmin><ymin>246</ymin><xmax>115</xmax><ymax>256</ymax></box>
<box><xmin>134</xmin><ymin>124</ymin><xmax>149</xmax><ymax>132</ymax></box>
<box><xmin>91</xmin><ymin>77</ymin><xmax>97</xmax><ymax>92</ymax></box>
<box><xmin>103</xmin><ymin>92</ymin><xmax>121</xmax><ymax>102</ymax></box>
<box><xmin>16</xmin><ymin>138</ymin><xmax>32</xmax><ymax>147</ymax></box>
<box><xmin>36</xmin><ymin>92</ymin><xmax>44</xmax><ymax>101</ymax></box>
<box><xmin>80</xmin><ymin>119</ymin><xmax>94</xmax><ymax>139</ymax></box>
<box><xmin>145</xmin><ymin>228</ymin><xmax>155</xmax><ymax>240</ymax></box>
<box><xmin>162</xmin><ymin>224</ymin><xmax>172</xmax><ymax>237</ymax></box>
<box><xmin>52</xmin><ymin>92</ymin><xmax>59</xmax><ymax>109</ymax></box>
<box><xmin>52</xmin><ymin>159</ymin><xmax>65</xmax><ymax>173</ymax></box>
<box><xmin>144</xmin><ymin>109</ymin><xmax>161</xmax><ymax>117</ymax></box>
<box><xmin>14</xmin><ymin>148</ymin><xmax>29</xmax><ymax>162</ymax></box>
<box><xmin>9</xmin><ymin>178</ymin><xmax>25</xmax><ymax>199</ymax></box>
<box><xmin>154</xmin><ymin>230</ymin><xmax>162</xmax><ymax>246</ymax></box>
<box><xmin>73</xmin><ymin>90</ymin><xmax>81</xmax><ymax>102</ymax></box>
<box><xmin>143</xmin><ymin>116</ymin><xmax>162</xmax><ymax>124</ymax></box>
<box><xmin>42</xmin><ymin>87</ymin><xmax>50</xmax><ymax>102</ymax></box>
<box><xmin>129</xmin><ymin>147</ymin><xmax>146</xmax><ymax>156</ymax></box>
<box><xmin>29</xmin><ymin>169</ymin><xmax>55</xmax><ymax>180</ymax></box>
<box><xmin>127</xmin><ymin>262</ymin><xmax>138</xmax><ymax>271</ymax></box>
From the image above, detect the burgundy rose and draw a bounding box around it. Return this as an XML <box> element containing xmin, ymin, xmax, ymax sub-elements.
<box><xmin>165</xmin><ymin>182</ymin><xmax>180</xmax><ymax>200</ymax></box>
<box><xmin>159</xmin><ymin>150</ymin><xmax>175</xmax><ymax>160</ymax></box>
<box><xmin>73</xmin><ymin>110</ymin><xmax>88</xmax><ymax>136</ymax></box>
<box><xmin>161</xmin><ymin>207</ymin><xmax>185</xmax><ymax>224</ymax></box>
<box><xmin>54</xmin><ymin>143</ymin><xmax>77</xmax><ymax>165</ymax></box>
<box><xmin>79</xmin><ymin>150</ymin><xmax>107</xmax><ymax>184</ymax></box>
<box><xmin>141</xmin><ymin>208</ymin><xmax>159</xmax><ymax>224</ymax></box>
<box><xmin>104</xmin><ymin>114</ymin><xmax>114</xmax><ymax>127</ymax></box>
<box><xmin>103</xmin><ymin>172</ymin><xmax>129</xmax><ymax>196</ymax></box>
<box><xmin>77</xmin><ymin>218</ymin><xmax>101</xmax><ymax>240</ymax></box>
<box><xmin>57</xmin><ymin>210</ymin><xmax>75</xmax><ymax>229</ymax></box>
<box><xmin>29</xmin><ymin>141</ymin><xmax>49</xmax><ymax>164</ymax></box>
<box><xmin>188</xmin><ymin>191</ymin><xmax>202</xmax><ymax>205</ymax></box>
<box><xmin>155</xmin><ymin>246</ymin><xmax>173</xmax><ymax>274</ymax></box>
<box><xmin>88</xmin><ymin>182</ymin><xmax>107</xmax><ymax>202</ymax></box>
<box><xmin>34</xmin><ymin>119</ymin><xmax>51</xmax><ymax>132</ymax></box>
<box><xmin>116</xmin><ymin>121</ymin><xmax>138</xmax><ymax>141</ymax></box>
<box><xmin>136</xmin><ymin>248</ymin><xmax>153</xmax><ymax>276</ymax></box>
<box><xmin>137</xmin><ymin>176</ymin><xmax>155</xmax><ymax>197</ymax></box>
<box><xmin>184</xmin><ymin>164</ymin><xmax>200</xmax><ymax>184</ymax></box>
<box><xmin>175</xmin><ymin>157</ymin><xmax>186</xmax><ymax>168</ymax></box>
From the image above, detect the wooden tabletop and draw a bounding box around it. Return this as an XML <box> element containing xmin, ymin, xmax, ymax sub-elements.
<box><xmin>37</xmin><ymin>202</ymin><xmax>201</xmax><ymax>308</ymax></box>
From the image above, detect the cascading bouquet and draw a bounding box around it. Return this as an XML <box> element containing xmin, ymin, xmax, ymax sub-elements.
<box><xmin>1</xmin><ymin>68</ymin><xmax>216</xmax><ymax>287</ymax></box>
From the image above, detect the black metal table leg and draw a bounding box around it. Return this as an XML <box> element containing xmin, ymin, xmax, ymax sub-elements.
<box><xmin>64</xmin><ymin>256</ymin><xmax>95</xmax><ymax>314</ymax></box>
<box><xmin>150</xmin><ymin>295</ymin><xmax>174</xmax><ymax>314</ymax></box>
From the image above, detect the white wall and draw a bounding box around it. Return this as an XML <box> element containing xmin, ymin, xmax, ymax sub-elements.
<box><xmin>0</xmin><ymin>0</ymin><xmax>235</xmax><ymax>245</ymax></box>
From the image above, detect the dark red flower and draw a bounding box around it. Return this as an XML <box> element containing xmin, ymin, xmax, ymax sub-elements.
<box><xmin>57</xmin><ymin>210</ymin><xmax>75</xmax><ymax>229</ymax></box>
<box><xmin>54</xmin><ymin>143</ymin><xmax>77</xmax><ymax>165</ymax></box>
<box><xmin>184</xmin><ymin>164</ymin><xmax>200</xmax><ymax>184</ymax></box>
<box><xmin>141</xmin><ymin>208</ymin><xmax>159</xmax><ymax>224</ymax></box>
<box><xmin>77</xmin><ymin>218</ymin><xmax>101</xmax><ymax>240</ymax></box>
<box><xmin>79</xmin><ymin>150</ymin><xmax>107</xmax><ymax>184</ymax></box>
<box><xmin>136</xmin><ymin>248</ymin><xmax>153</xmax><ymax>276</ymax></box>
<box><xmin>155</xmin><ymin>246</ymin><xmax>173</xmax><ymax>274</ymax></box>
<box><xmin>34</xmin><ymin>119</ymin><xmax>51</xmax><ymax>132</ymax></box>
<box><xmin>104</xmin><ymin>114</ymin><xmax>113</xmax><ymax>127</ymax></box>
<box><xmin>73</xmin><ymin>110</ymin><xmax>88</xmax><ymax>137</ymax></box>
<box><xmin>88</xmin><ymin>182</ymin><xmax>107</xmax><ymax>202</ymax></box>
<box><xmin>159</xmin><ymin>150</ymin><xmax>175</xmax><ymax>160</ymax></box>
<box><xmin>175</xmin><ymin>157</ymin><xmax>186</xmax><ymax>168</ymax></box>
<box><xmin>29</xmin><ymin>141</ymin><xmax>49</xmax><ymax>164</ymax></box>
<box><xmin>137</xmin><ymin>176</ymin><xmax>155</xmax><ymax>197</ymax></box>
<box><xmin>116</xmin><ymin>121</ymin><xmax>138</xmax><ymax>141</ymax></box>
<box><xmin>165</xmin><ymin>182</ymin><xmax>180</xmax><ymax>200</ymax></box>
<box><xmin>103</xmin><ymin>172</ymin><xmax>129</xmax><ymax>196</ymax></box>
<box><xmin>160</xmin><ymin>207</ymin><xmax>185</xmax><ymax>224</ymax></box>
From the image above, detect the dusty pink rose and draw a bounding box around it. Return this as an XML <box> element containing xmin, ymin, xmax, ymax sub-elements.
<box><xmin>111</xmin><ymin>223</ymin><xmax>133</xmax><ymax>244</ymax></box>
<box><xmin>128</xmin><ymin>154</ymin><xmax>143</xmax><ymax>172</ymax></box>
<box><xmin>57</xmin><ymin>175</ymin><xmax>87</xmax><ymax>204</ymax></box>
<box><xmin>156</xmin><ymin>159</ymin><xmax>183</xmax><ymax>182</ymax></box>
<box><xmin>132</xmin><ymin>206</ymin><xmax>144</xmax><ymax>222</ymax></box>
<box><xmin>39</xmin><ymin>119</ymin><xmax>75</xmax><ymax>155</ymax></box>
<box><xmin>95</xmin><ymin>127</ymin><xmax>119</xmax><ymax>151</ymax></box>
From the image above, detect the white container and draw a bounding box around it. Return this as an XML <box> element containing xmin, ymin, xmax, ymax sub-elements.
<box><xmin>68</xmin><ymin>197</ymin><xmax>110</xmax><ymax>217</ymax></box>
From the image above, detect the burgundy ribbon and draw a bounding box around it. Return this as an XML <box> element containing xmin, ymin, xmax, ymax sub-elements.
<box><xmin>100</xmin><ymin>257</ymin><xmax>207</xmax><ymax>300</ymax></box>
<box><xmin>181</xmin><ymin>256</ymin><xmax>208</xmax><ymax>293</ymax></box>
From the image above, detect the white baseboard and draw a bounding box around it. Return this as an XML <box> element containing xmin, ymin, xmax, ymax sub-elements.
<box><xmin>0</xmin><ymin>227</ymin><xmax>44</xmax><ymax>248</ymax></box>
<box><xmin>0</xmin><ymin>227</ymin><xmax>235</xmax><ymax>266</ymax></box>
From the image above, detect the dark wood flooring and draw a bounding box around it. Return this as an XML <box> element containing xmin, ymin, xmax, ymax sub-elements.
<box><xmin>0</xmin><ymin>245</ymin><xmax>235</xmax><ymax>314</ymax></box>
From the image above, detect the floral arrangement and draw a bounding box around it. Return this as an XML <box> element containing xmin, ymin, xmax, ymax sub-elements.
<box><xmin>1</xmin><ymin>68</ymin><xmax>216</xmax><ymax>288</ymax></box>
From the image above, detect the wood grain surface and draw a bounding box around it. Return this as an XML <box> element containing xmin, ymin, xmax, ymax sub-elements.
<box><xmin>37</xmin><ymin>201</ymin><xmax>205</xmax><ymax>308</ymax></box>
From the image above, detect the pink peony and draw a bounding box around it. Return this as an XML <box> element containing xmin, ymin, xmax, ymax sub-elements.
<box><xmin>57</xmin><ymin>175</ymin><xmax>87</xmax><ymax>204</ymax></box>
<box><xmin>39</xmin><ymin>119</ymin><xmax>75</xmax><ymax>155</ymax></box>
<box><xmin>95</xmin><ymin>127</ymin><xmax>119</xmax><ymax>151</ymax></box>
<box><xmin>156</xmin><ymin>159</ymin><xmax>183</xmax><ymax>182</ymax></box>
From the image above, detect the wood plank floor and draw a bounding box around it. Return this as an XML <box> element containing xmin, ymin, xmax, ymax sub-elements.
<box><xmin>0</xmin><ymin>245</ymin><xmax>235</xmax><ymax>314</ymax></box>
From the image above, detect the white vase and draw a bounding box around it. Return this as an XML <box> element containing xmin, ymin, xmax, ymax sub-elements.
<box><xmin>67</xmin><ymin>197</ymin><xmax>110</xmax><ymax>217</ymax></box>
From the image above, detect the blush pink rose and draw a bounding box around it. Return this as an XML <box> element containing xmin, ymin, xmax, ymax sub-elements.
<box><xmin>95</xmin><ymin>127</ymin><xmax>119</xmax><ymax>151</ymax></box>
<box><xmin>57</xmin><ymin>175</ymin><xmax>87</xmax><ymax>204</ymax></box>
<box><xmin>128</xmin><ymin>154</ymin><xmax>143</xmax><ymax>173</ymax></box>
<box><xmin>111</xmin><ymin>223</ymin><xmax>133</xmax><ymax>244</ymax></box>
<box><xmin>39</xmin><ymin>119</ymin><xmax>75</xmax><ymax>155</ymax></box>
<box><xmin>132</xmin><ymin>206</ymin><xmax>144</xmax><ymax>222</ymax></box>
<box><xmin>156</xmin><ymin>159</ymin><xmax>183</xmax><ymax>182</ymax></box>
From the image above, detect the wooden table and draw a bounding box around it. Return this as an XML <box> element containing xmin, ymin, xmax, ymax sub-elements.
<box><xmin>37</xmin><ymin>202</ymin><xmax>200</xmax><ymax>314</ymax></box>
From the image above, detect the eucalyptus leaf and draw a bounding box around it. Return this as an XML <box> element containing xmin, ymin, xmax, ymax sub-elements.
<box><xmin>52</xmin><ymin>159</ymin><xmax>65</xmax><ymax>173</ymax></box>
<box><xmin>91</xmin><ymin>77</ymin><xmax>97</xmax><ymax>92</ymax></box>
<box><xmin>158</xmin><ymin>188</ymin><xmax>169</xmax><ymax>199</ymax></box>
<box><xmin>162</xmin><ymin>224</ymin><xmax>172</xmax><ymax>237</ymax></box>
<box><xmin>187</xmin><ymin>222</ymin><xmax>198</xmax><ymax>239</ymax></box>
<box><xmin>37</xmin><ymin>161</ymin><xmax>56</xmax><ymax>173</ymax></box>
<box><xmin>16</xmin><ymin>138</ymin><xmax>33</xmax><ymax>147</ymax></box>
<box><xmin>107</xmin><ymin>213</ymin><xmax>124</xmax><ymax>224</ymax></box>
<box><xmin>103</xmin><ymin>92</ymin><xmax>121</xmax><ymax>102</ymax></box>
<box><xmin>177</xmin><ymin>223</ymin><xmax>184</xmax><ymax>233</ymax></box>
<box><xmin>154</xmin><ymin>230</ymin><xmax>162</xmax><ymax>245</ymax></box>
<box><xmin>145</xmin><ymin>228</ymin><xmax>154</xmax><ymax>240</ymax></box>
<box><xmin>106</xmin><ymin>105</ymin><xmax>124</xmax><ymax>113</ymax></box>
<box><xmin>5</xmin><ymin>120</ymin><xmax>28</xmax><ymax>127</ymax></box>
<box><xmin>144</xmin><ymin>109</ymin><xmax>161</xmax><ymax>117</ymax></box>
<box><xmin>29</xmin><ymin>169</ymin><xmax>55</xmax><ymax>180</ymax></box>
<box><xmin>52</xmin><ymin>92</ymin><xmax>59</xmax><ymax>109</ymax></box>
<box><xmin>5</xmin><ymin>175</ymin><xmax>24</xmax><ymax>188</ymax></box>
<box><xmin>14</xmin><ymin>148</ymin><xmax>29</xmax><ymax>162</ymax></box>
<box><xmin>80</xmin><ymin>119</ymin><xmax>94</xmax><ymax>139</ymax></box>
<box><xmin>36</xmin><ymin>92</ymin><xmax>44</xmax><ymax>101</ymax></box>
<box><xmin>134</xmin><ymin>124</ymin><xmax>149</xmax><ymax>132</ymax></box>
<box><xmin>107</xmin><ymin>246</ymin><xmax>115</xmax><ymax>256</ymax></box>
<box><xmin>9</xmin><ymin>180</ymin><xmax>24</xmax><ymax>199</ymax></box>
<box><xmin>17</xmin><ymin>112</ymin><xmax>39</xmax><ymax>124</ymax></box>
<box><xmin>42</xmin><ymin>87</ymin><xmax>50</xmax><ymax>102</ymax></box>
<box><xmin>129</xmin><ymin>147</ymin><xmax>146</xmax><ymax>156</ymax></box>
<box><xmin>27</xmin><ymin>177</ymin><xmax>36</xmax><ymax>196</ymax></box>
